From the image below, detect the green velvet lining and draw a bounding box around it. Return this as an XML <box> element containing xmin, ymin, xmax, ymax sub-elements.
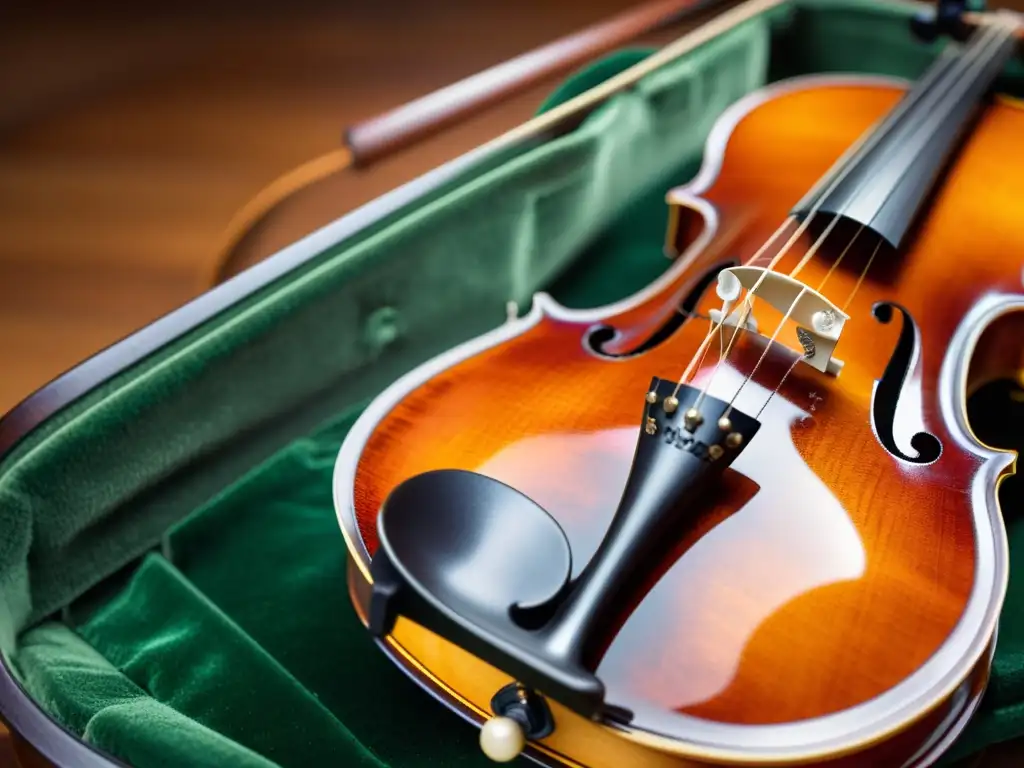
<box><xmin>4</xmin><ymin>0</ymin><xmax>1024</xmax><ymax>766</ymax></box>
<box><xmin>15</xmin><ymin>623</ymin><xmax>279</xmax><ymax>767</ymax></box>
<box><xmin>78</xmin><ymin>553</ymin><xmax>383</xmax><ymax>768</ymax></box>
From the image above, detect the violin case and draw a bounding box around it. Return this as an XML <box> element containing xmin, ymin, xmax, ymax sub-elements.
<box><xmin>2</xmin><ymin>0</ymin><xmax>1022</xmax><ymax>766</ymax></box>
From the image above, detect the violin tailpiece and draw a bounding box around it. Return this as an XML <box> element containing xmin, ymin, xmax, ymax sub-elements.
<box><xmin>367</xmin><ymin>377</ymin><xmax>760</xmax><ymax>726</ymax></box>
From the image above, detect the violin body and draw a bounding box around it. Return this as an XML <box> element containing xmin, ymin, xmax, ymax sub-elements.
<box><xmin>334</xmin><ymin>71</ymin><xmax>1024</xmax><ymax>766</ymax></box>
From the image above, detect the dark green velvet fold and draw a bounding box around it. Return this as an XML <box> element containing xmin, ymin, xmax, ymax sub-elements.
<box><xmin>78</xmin><ymin>553</ymin><xmax>382</xmax><ymax>768</ymax></box>
<box><xmin>14</xmin><ymin>623</ymin><xmax>279</xmax><ymax>767</ymax></box>
<box><xmin>164</xmin><ymin>411</ymin><xmax>494</xmax><ymax>767</ymax></box>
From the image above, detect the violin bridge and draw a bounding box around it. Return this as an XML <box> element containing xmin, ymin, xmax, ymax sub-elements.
<box><xmin>714</xmin><ymin>266</ymin><xmax>848</xmax><ymax>376</ymax></box>
<box><xmin>708</xmin><ymin>306</ymin><xmax>759</xmax><ymax>333</ymax></box>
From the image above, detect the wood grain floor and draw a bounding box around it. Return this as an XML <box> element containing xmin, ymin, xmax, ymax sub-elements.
<box><xmin>1</xmin><ymin>1</ymin><xmax>1022</xmax><ymax>767</ymax></box>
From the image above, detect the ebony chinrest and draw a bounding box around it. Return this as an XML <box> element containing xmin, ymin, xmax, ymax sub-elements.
<box><xmin>370</xmin><ymin>468</ymin><xmax>573</xmax><ymax>632</ymax></box>
<box><xmin>368</xmin><ymin>468</ymin><xmax>609</xmax><ymax>714</ymax></box>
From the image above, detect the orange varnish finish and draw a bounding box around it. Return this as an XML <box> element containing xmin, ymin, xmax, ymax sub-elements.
<box><xmin>348</xmin><ymin>80</ymin><xmax>1023</xmax><ymax>764</ymax></box>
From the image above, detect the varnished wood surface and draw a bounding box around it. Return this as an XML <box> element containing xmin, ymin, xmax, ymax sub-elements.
<box><xmin>347</xmin><ymin>79</ymin><xmax>1024</xmax><ymax>764</ymax></box>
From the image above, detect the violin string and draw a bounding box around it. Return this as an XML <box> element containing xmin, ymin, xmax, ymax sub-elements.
<box><xmin>755</xmin><ymin>6</ymin><xmax>1011</xmax><ymax>400</ymax></box>
<box><xmin>754</xmin><ymin>231</ymin><xmax>885</xmax><ymax>417</ymax></box>
<box><xmin>670</xmin><ymin>27</ymin><xmax>975</xmax><ymax>397</ymax></box>
<box><xmin>686</xmin><ymin>212</ymin><xmax>845</xmax><ymax>410</ymax></box>
<box><xmin>675</xmin><ymin>48</ymin><xmax>981</xmax><ymax>408</ymax></box>
<box><xmin>696</xmin><ymin>199</ymin><xmax>880</xmax><ymax>411</ymax></box>
<box><xmin>675</xmin><ymin>63</ymin><xmax>949</xmax><ymax>391</ymax></box>
<box><xmin>674</xmin><ymin>217</ymin><xmax>798</xmax><ymax>388</ymax></box>
<box><xmin>694</xmin><ymin>20</ymin><xmax>1010</xmax><ymax>415</ymax></box>
<box><xmin>721</xmin><ymin>200</ymin><xmax>868</xmax><ymax>414</ymax></box>
<box><xmin>795</xmin><ymin>21</ymin><xmax>1006</xmax><ymax>282</ymax></box>
<box><xmin>679</xmin><ymin>211</ymin><xmax>831</xmax><ymax>397</ymax></box>
<box><xmin>816</xmin><ymin>222</ymin><xmax>865</xmax><ymax>292</ymax></box>
<box><xmin>756</xmin><ymin>351</ymin><xmax>804</xmax><ymax>419</ymax></box>
<box><xmin>787</xmin><ymin>212</ymin><xmax>844</xmax><ymax>279</ymax></box>
<box><xmin>723</xmin><ymin>287</ymin><xmax>806</xmax><ymax>417</ymax></box>
<box><xmin>749</xmin><ymin>20</ymin><xmax>1008</xmax><ymax>388</ymax></box>
<box><xmin>841</xmin><ymin>237</ymin><xmax>885</xmax><ymax>313</ymax></box>
<box><xmin>688</xmin><ymin>317</ymin><xmax>717</xmax><ymax>378</ymax></box>
<box><xmin>745</xmin><ymin>6</ymin><xmax>1007</xmax><ymax>421</ymax></box>
<box><xmin>680</xmin><ymin>186</ymin><xmax>866</xmax><ymax>392</ymax></box>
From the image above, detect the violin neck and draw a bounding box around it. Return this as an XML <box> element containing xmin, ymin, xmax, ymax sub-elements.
<box><xmin>791</xmin><ymin>16</ymin><xmax>1019</xmax><ymax>250</ymax></box>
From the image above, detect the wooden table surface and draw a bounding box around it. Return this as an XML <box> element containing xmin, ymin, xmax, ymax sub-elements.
<box><xmin>0</xmin><ymin>0</ymin><xmax>654</xmax><ymax>417</ymax></box>
<box><xmin>1</xmin><ymin>1</ymin><xmax>1022</xmax><ymax>766</ymax></box>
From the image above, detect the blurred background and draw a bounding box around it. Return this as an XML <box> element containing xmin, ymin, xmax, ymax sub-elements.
<box><xmin>0</xmin><ymin>0</ymin><xmax>675</xmax><ymax>417</ymax></box>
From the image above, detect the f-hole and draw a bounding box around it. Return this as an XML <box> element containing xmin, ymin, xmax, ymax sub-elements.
<box><xmin>585</xmin><ymin>261</ymin><xmax>735</xmax><ymax>358</ymax></box>
<box><xmin>870</xmin><ymin>301</ymin><xmax>942</xmax><ymax>464</ymax></box>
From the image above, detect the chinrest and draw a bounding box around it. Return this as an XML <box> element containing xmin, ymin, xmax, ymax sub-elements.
<box><xmin>369</xmin><ymin>468</ymin><xmax>609</xmax><ymax>712</ymax></box>
<box><xmin>370</xmin><ymin>468</ymin><xmax>574</xmax><ymax>630</ymax></box>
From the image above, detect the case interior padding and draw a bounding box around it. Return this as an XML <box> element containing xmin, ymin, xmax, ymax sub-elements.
<box><xmin>2</xmin><ymin>1</ymin><xmax>1022</xmax><ymax>765</ymax></box>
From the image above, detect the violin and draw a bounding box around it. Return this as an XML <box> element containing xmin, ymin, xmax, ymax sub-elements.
<box><xmin>332</xmin><ymin>0</ymin><xmax>1024</xmax><ymax>765</ymax></box>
